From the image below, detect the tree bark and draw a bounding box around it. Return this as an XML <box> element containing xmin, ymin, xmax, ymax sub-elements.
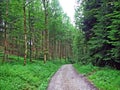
<box><xmin>42</xmin><ymin>0</ymin><xmax>49</xmax><ymax>63</ymax></box>
<box><xmin>28</xmin><ymin>7</ymin><xmax>32</xmax><ymax>62</ymax></box>
<box><xmin>23</xmin><ymin>0</ymin><xmax>27</xmax><ymax>65</ymax></box>
<box><xmin>3</xmin><ymin>0</ymin><xmax>9</xmax><ymax>63</ymax></box>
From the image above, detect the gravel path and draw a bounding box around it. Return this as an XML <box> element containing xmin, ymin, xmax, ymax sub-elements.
<box><xmin>47</xmin><ymin>64</ymin><xmax>98</xmax><ymax>90</ymax></box>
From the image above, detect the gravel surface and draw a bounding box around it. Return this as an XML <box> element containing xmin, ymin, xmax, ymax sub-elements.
<box><xmin>47</xmin><ymin>64</ymin><xmax>98</xmax><ymax>90</ymax></box>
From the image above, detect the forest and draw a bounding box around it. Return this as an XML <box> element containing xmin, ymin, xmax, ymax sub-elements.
<box><xmin>0</xmin><ymin>0</ymin><xmax>120</xmax><ymax>90</ymax></box>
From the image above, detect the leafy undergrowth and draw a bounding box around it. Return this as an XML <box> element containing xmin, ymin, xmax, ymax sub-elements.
<box><xmin>0</xmin><ymin>56</ymin><xmax>66</xmax><ymax>90</ymax></box>
<box><xmin>74</xmin><ymin>63</ymin><xmax>120</xmax><ymax>90</ymax></box>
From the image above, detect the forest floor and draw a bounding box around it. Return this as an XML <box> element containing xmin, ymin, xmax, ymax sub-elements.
<box><xmin>47</xmin><ymin>64</ymin><xmax>98</xmax><ymax>90</ymax></box>
<box><xmin>0</xmin><ymin>56</ymin><xmax>66</xmax><ymax>90</ymax></box>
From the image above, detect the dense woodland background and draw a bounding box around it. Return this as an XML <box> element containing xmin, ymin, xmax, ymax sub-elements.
<box><xmin>0</xmin><ymin>0</ymin><xmax>74</xmax><ymax>65</ymax></box>
<box><xmin>0</xmin><ymin>0</ymin><xmax>120</xmax><ymax>69</ymax></box>
<box><xmin>75</xmin><ymin>0</ymin><xmax>120</xmax><ymax>69</ymax></box>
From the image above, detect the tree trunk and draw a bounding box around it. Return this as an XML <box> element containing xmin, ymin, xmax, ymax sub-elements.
<box><xmin>42</xmin><ymin>0</ymin><xmax>49</xmax><ymax>63</ymax></box>
<box><xmin>28</xmin><ymin>7</ymin><xmax>32</xmax><ymax>62</ymax></box>
<box><xmin>58</xmin><ymin>40</ymin><xmax>61</xmax><ymax>59</ymax></box>
<box><xmin>60</xmin><ymin>41</ymin><xmax>62</xmax><ymax>59</ymax></box>
<box><xmin>3</xmin><ymin>0</ymin><xmax>9</xmax><ymax>63</ymax></box>
<box><xmin>23</xmin><ymin>0</ymin><xmax>27</xmax><ymax>65</ymax></box>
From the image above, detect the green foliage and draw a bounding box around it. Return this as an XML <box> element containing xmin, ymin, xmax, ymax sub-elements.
<box><xmin>74</xmin><ymin>63</ymin><xmax>120</xmax><ymax>90</ymax></box>
<box><xmin>0</xmin><ymin>0</ymin><xmax>74</xmax><ymax>61</ymax></box>
<box><xmin>0</xmin><ymin>56</ymin><xmax>65</xmax><ymax>90</ymax></box>
<box><xmin>74</xmin><ymin>0</ymin><xmax>120</xmax><ymax>68</ymax></box>
<box><xmin>89</xmin><ymin>69</ymin><xmax>120</xmax><ymax>90</ymax></box>
<box><xmin>72</xmin><ymin>30</ymin><xmax>87</xmax><ymax>63</ymax></box>
<box><xmin>74</xmin><ymin>63</ymin><xmax>98</xmax><ymax>75</ymax></box>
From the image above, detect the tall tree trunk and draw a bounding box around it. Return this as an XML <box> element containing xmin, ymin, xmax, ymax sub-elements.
<box><xmin>58</xmin><ymin>40</ymin><xmax>61</xmax><ymax>59</ymax></box>
<box><xmin>42</xmin><ymin>0</ymin><xmax>49</xmax><ymax>63</ymax></box>
<box><xmin>3</xmin><ymin>0</ymin><xmax>9</xmax><ymax>63</ymax></box>
<box><xmin>42</xmin><ymin>30</ymin><xmax>44</xmax><ymax>56</ymax></box>
<box><xmin>60</xmin><ymin>41</ymin><xmax>62</xmax><ymax>59</ymax></box>
<box><xmin>17</xmin><ymin>36</ymin><xmax>20</xmax><ymax>60</ymax></box>
<box><xmin>3</xmin><ymin>21</ymin><xmax>7</xmax><ymax>62</ymax></box>
<box><xmin>23</xmin><ymin>0</ymin><xmax>27</xmax><ymax>65</ymax></box>
<box><xmin>55</xmin><ymin>40</ymin><xmax>58</xmax><ymax>59</ymax></box>
<box><xmin>49</xmin><ymin>39</ymin><xmax>52</xmax><ymax>60</ymax></box>
<box><xmin>28</xmin><ymin>7</ymin><xmax>32</xmax><ymax>62</ymax></box>
<box><xmin>29</xmin><ymin>36</ymin><xmax>32</xmax><ymax>62</ymax></box>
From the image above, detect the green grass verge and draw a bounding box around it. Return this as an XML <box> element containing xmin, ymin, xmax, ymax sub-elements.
<box><xmin>0</xmin><ymin>56</ymin><xmax>66</xmax><ymax>90</ymax></box>
<box><xmin>74</xmin><ymin>63</ymin><xmax>120</xmax><ymax>90</ymax></box>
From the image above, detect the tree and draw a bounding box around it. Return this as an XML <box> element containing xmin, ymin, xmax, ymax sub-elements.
<box><xmin>0</xmin><ymin>0</ymin><xmax>74</xmax><ymax>65</ymax></box>
<box><xmin>23</xmin><ymin>0</ymin><xmax>27</xmax><ymax>65</ymax></box>
<box><xmin>75</xmin><ymin>0</ymin><xmax>120</xmax><ymax>69</ymax></box>
<box><xmin>42</xmin><ymin>0</ymin><xmax>49</xmax><ymax>63</ymax></box>
<box><xmin>3</xmin><ymin>0</ymin><xmax>9</xmax><ymax>62</ymax></box>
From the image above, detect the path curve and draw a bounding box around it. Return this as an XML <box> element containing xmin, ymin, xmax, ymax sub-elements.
<box><xmin>47</xmin><ymin>64</ymin><xmax>98</xmax><ymax>90</ymax></box>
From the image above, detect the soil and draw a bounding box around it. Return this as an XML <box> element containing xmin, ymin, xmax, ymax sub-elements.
<box><xmin>47</xmin><ymin>64</ymin><xmax>98</xmax><ymax>90</ymax></box>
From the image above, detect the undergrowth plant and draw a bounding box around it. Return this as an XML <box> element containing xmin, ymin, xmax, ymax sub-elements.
<box><xmin>74</xmin><ymin>64</ymin><xmax>120</xmax><ymax>90</ymax></box>
<box><xmin>0</xmin><ymin>55</ymin><xmax>66</xmax><ymax>90</ymax></box>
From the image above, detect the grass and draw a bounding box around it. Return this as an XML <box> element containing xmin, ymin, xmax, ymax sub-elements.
<box><xmin>0</xmin><ymin>55</ymin><xmax>66</xmax><ymax>90</ymax></box>
<box><xmin>74</xmin><ymin>63</ymin><xmax>120</xmax><ymax>90</ymax></box>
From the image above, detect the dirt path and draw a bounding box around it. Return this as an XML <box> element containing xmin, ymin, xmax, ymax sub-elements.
<box><xmin>47</xmin><ymin>64</ymin><xmax>98</xmax><ymax>90</ymax></box>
